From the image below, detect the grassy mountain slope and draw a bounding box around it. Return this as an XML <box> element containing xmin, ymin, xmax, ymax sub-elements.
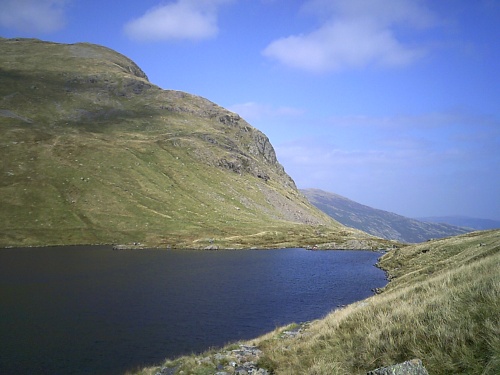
<box><xmin>302</xmin><ymin>188</ymin><xmax>470</xmax><ymax>243</ymax></box>
<box><xmin>0</xmin><ymin>38</ymin><xmax>390</xmax><ymax>249</ymax></box>
<box><xmin>136</xmin><ymin>229</ymin><xmax>500</xmax><ymax>375</ymax></box>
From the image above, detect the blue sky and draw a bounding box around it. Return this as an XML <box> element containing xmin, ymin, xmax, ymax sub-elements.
<box><xmin>1</xmin><ymin>0</ymin><xmax>499</xmax><ymax>220</ymax></box>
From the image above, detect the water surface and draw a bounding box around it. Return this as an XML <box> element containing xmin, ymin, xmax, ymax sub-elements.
<box><xmin>0</xmin><ymin>246</ymin><xmax>386</xmax><ymax>374</ymax></box>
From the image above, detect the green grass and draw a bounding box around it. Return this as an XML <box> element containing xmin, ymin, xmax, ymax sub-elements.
<box><xmin>1</xmin><ymin>38</ymin><xmax>391</xmax><ymax>249</ymax></box>
<box><xmin>133</xmin><ymin>229</ymin><xmax>499</xmax><ymax>375</ymax></box>
<box><xmin>0</xmin><ymin>124</ymin><xmax>372</xmax><ymax>248</ymax></box>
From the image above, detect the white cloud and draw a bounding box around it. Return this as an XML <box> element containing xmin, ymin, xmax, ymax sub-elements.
<box><xmin>124</xmin><ymin>0</ymin><xmax>233</xmax><ymax>42</ymax></box>
<box><xmin>0</xmin><ymin>0</ymin><xmax>67</xmax><ymax>33</ymax></box>
<box><xmin>277</xmin><ymin>139</ymin><xmax>421</xmax><ymax>173</ymax></box>
<box><xmin>262</xmin><ymin>0</ymin><xmax>437</xmax><ymax>72</ymax></box>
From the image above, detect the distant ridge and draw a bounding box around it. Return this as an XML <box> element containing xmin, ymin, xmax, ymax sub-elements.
<box><xmin>416</xmin><ymin>216</ymin><xmax>500</xmax><ymax>231</ymax></box>
<box><xmin>301</xmin><ymin>188</ymin><xmax>471</xmax><ymax>243</ymax></box>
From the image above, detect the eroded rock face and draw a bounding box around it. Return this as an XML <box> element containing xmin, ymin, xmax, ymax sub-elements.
<box><xmin>249</xmin><ymin>131</ymin><xmax>277</xmax><ymax>165</ymax></box>
<box><xmin>367</xmin><ymin>359</ymin><xmax>429</xmax><ymax>375</ymax></box>
<box><xmin>219</xmin><ymin>113</ymin><xmax>241</xmax><ymax>127</ymax></box>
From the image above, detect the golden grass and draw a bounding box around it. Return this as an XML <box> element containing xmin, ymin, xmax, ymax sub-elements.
<box><xmin>261</xmin><ymin>255</ymin><xmax>499</xmax><ymax>374</ymax></box>
<box><xmin>254</xmin><ymin>230</ymin><xmax>500</xmax><ymax>374</ymax></box>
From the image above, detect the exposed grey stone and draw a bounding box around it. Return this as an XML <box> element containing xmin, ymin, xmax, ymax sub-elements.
<box><xmin>214</xmin><ymin>353</ymin><xmax>228</xmax><ymax>361</ymax></box>
<box><xmin>219</xmin><ymin>113</ymin><xmax>241</xmax><ymax>126</ymax></box>
<box><xmin>204</xmin><ymin>245</ymin><xmax>219</xmax><ymax>250</ymax></box>
<box><xmin>367</xmin><ymin>359</ymin><xmax>429</xmax><ymax>375</ymax></box>
<box><xmin>218</xmin><ymin>158</ymin><xmax>242</xmax><ymax>174</ymax></box>
<box><xmin>248</xmin><ymin>132</ymin><xmax>277</xmax><ymax>164</ymax></box>
<box><xmin>155</xmin><ymin>365</ymin><xmax>178</xmax><ymax>375</ymax></box>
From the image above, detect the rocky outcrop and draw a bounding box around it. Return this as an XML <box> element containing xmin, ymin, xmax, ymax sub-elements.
<box><xmin>154</xmin><ymin>323</ymin><xmax>311</xmax><ymax>375</ymax></box>
<box><xmin>156</xmin><ymin>345</ymin><xmax>269</xmax><ymax>375</ymax></box>
<box><xmin>218</xmin><ymin>113</ymin><xmax>241</xmax><ymax>127</ymax></box>
<box><xmin>248</xmin><ymin>132</ymin><xmax>278</xmax><ymax>165</ymax></box>
<box><xmin>367</xmin><ymin>359</ymin><xmax>429</xmax><ymax>375</ymax></box>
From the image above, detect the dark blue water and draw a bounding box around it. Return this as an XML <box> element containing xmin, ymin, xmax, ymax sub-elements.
<box><xmin>0</xmin><ymin>246</ymin><xmax>386</xmax><ymax>375</ymax></box>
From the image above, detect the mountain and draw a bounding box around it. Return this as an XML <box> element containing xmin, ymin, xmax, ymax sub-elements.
<box><xmin>417</xmin><ymin>216</ymin><xmax>500</xmax><ymax>231</ymax></box>
<box><xmin>301</xmin><ymin>188</ymin><xmax>471</xmax><ymax>243</ymax></box>
<box><xmin>0</xmin><ymin>37</ymin><xmax>392</xmax><ymax>250</ymax></box>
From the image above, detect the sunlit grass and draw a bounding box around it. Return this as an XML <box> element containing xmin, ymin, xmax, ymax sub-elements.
<box><xmin>1</xmin><ymin>38</ymin><xmax>393</xmax><ymax>250</ymax></box>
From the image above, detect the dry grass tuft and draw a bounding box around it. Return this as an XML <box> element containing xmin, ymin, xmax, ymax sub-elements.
<box><xmin>255</xmin><ymin>230</ymin><xmax>500</xmax><ymax>374</ymax></box>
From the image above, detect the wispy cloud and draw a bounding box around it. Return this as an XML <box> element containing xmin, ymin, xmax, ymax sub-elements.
<box><xmin>124</xmin><ymin>0</ymin><xmax>233</xmax><ymax>42</ymax></box>
<box><xmin>0</xmin><ymin>0</ymin><xmax>68</xmax><ymax>33</ymax></box>
<box><xmin>275</xmin><ymin>135</ymin><xmax>461</xmax><ymax>212</ymax></box>
<box><xmin>277</xmin><ymin>139</ymin><xmax>429</xmax><ymax>174</ymax></box>
<box><xmin>262</xmin><ymin>0</ymin><xmax>437</xmax><ymax>73</ymax></box>
<box><xmin>325</xmin><ymin>111</ymin><xmax>499</xmax><ymax>130</ymax></box>
<box><xmin>273</xmin><ymin>108</ymin><xmax>499</xmax><ymax>215</ymax></box>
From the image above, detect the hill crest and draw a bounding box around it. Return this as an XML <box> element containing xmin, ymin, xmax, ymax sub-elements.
<box><xmin>0</xmin><ymin>38</ymin><xmax>391</xmax><ymax>249</ymax></box>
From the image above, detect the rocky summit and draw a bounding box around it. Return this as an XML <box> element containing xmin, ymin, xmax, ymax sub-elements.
<box><xmin>0</xmin><ymin>38</ymin><xmax>392</xmax><ymax>249</ymax></box>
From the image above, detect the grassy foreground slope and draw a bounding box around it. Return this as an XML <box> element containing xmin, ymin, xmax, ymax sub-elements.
<box><xmin>135</xmin><ymin>229</ymin><xmax>499</xmax><ymax>374</ymax></box>
<box><xmin>0</xmin><ymin>38</ymin><xmax>389</xmax><ymax>249</ymax></box>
